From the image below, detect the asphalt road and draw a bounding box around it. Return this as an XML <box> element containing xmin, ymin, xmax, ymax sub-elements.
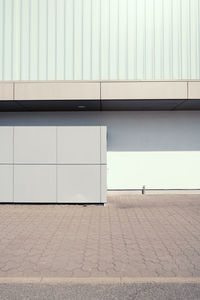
<box><xmin>0</xmin><ymin>283</ymin><xmax>200</xmax><ymax>300</ymax></box>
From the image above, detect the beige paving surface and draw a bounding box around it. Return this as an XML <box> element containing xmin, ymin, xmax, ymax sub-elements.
<box><xmin>0</xmin><ymin>193</ymin><xmax>200</xmax><ymax>278</ymax></box>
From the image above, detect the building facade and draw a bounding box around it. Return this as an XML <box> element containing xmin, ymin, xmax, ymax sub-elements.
<box><xmin>0</xmin><ymin>0</ymin><xmax>200</xmax><ymax>197</ymax></box>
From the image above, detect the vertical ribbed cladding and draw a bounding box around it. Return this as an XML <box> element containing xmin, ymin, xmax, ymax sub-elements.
<box><xmin>0</xmin><ymin>0</ymin><xmax>199</xmax><ymax>80</ymax></box>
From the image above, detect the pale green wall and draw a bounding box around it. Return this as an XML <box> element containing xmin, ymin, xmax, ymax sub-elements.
<box><xmin>0</xmin><ymin>0</ymin><xmax>200</xmax><ymax>80</ymax></box>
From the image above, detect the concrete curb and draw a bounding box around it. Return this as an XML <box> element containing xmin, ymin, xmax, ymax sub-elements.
<box><xmin>0</xmin><ymin>277</ymin><xmax>200</xmax><ymax>285</ymax></box>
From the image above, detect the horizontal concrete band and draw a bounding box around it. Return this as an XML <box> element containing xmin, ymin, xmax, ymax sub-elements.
<box><xmin>0</xmin><ymin>277</ymin><xmax>199</xmax><ymax>284</ymax></box>
<box><xmin>0</xmin><ymin>81</ymin><xmax>200</xmax><ymax>111</ymax></box>
<box><xmin>0</xmin><ymin>81</ymin><xmax>200</xmax><ymax>101</ymax></box>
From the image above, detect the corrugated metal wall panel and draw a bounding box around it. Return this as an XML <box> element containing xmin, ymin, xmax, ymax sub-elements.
<box><xmin>0</xmin><ymin>0</ymin><xmax>199</xmax><ymax>80</ymax></box>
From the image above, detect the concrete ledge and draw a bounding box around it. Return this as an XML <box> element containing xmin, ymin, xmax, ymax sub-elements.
<box><xmin>0</xmin><ymin>80</ymin><xmax>200</xmax><ymax>111</ymax></box>
<box><xmin>188</xmin><ymin>82</ymin><xmax>200</xmax><ymax>99</ymax></box>
<box><xmin>14</xmin><ymin>82</ymin><xmax>100</xmax><ymax>100</ymax></box>
<box><xmin>0</xmin><ymin>83</ymin><xmax>13</xmax><ymax>100</ymax></box>
<box><xmin>101</xmin><ymin>82</ymin><xmax>187</xmax><ymax>100</ymax></box>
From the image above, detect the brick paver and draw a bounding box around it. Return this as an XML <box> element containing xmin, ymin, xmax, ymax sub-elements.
<box><xmin>0</xmin><ymin>193</ymin><xmax>199</xmax><ymax>278</ymax></box>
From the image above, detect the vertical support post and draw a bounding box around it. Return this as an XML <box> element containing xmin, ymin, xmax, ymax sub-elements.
<box><xmin>142</xmin><ymin>185</ymin><xmax>146</xmax><ymax>195</ymax></box>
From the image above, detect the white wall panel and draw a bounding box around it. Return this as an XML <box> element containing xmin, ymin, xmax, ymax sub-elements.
<box><xmin>0</xmin><ymin>127</ymin><xmax>13</xmax><ymax>163</ymax></box>
<box><xmin>57</xmin><ymin>165</ymin><xmax>100</xmax><ymax>203</ymax></box>
<box><xmin>0</xmin><ymin>165</ymin><xmax>13</xmax><ymax>202</ymax></box>
<box><xmin>14</xmin><ymin>165</ymin><xmax>56</xmax><ymax>202</ymax></box>
<box><xmin>14</xmin><ymin>126</ymin><xmax>56</xmax><ymax>163</ymax></box>
<box><xmin>2</xmin><ymin>0</ymin><xmax>198</xmax><ymax>80</ymax></box>
<box><xmin>100</xmin><ymin>126</ymin><xmax>107</xmax><ymax>164</ymax></box>
<box><xmin>0</xmin><ymin>125</ymin><xmax>105</xmax><ymax>203</ymax></box>
<box><xmin>57</xmin><ymin>126</ymin><xmax>100</xmax><ymax>164</ymax></box>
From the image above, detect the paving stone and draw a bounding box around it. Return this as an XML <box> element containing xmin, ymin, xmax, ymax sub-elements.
<box><xmin>0</xmin><ymin>193</ymin><xmax>199</xmax><ymax>277</ymax></box>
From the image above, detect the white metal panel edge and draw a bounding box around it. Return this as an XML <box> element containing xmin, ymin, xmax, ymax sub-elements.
<box><xmin>0</xmin><ymin>126</ymin><xmax>13</xmax><ymax>163</ymax></box>
<box><xmin>0</xmin><ymin>165</ymin><xmax>13</xmax><ymax>202</ymax></box>
<box><xmin>100</xmin><ymin>126</ymin><xmax>107</xmax><ymax>164</ymax></box>
<box><xmin>100</xmin><ymin>165</ymin><xmax>107</xmax><ymax>203</ymax></box>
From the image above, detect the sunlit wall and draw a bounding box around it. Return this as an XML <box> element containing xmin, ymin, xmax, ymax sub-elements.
<box><xmin>0</xmin><ymin>0</ymin><xmax>200</xmax><ymax>80</ymax></box>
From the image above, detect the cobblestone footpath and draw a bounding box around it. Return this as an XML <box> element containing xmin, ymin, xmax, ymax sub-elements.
<box><xmin>0</xmin><ymin>193</ymin><xmax>199</xmax><ymax>278</ymax></box>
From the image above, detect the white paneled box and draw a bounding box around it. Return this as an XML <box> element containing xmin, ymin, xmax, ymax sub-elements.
<box><xmin>14</xmin><ymin>127</ymin><xmax>57</xmax><ymax>164</ymax></box>
<box><xmin>14</xmin><ymin>165</ymin><xmax>57</xmax><ymax>203</ymax></box>
<box><xmin>0</xmin><ymin>127</ymin><xmax>13</xmax><ymax>164</ymax></box>
<box><xmin>57</xmin><ymin>165</ymin><xmax>107</xmax><ymax>203</ymax></box>
<box><xmin>57</xmin><ymin>165</ymin><xmax>101</xmax><ymax>203</ymax></box>
<box><xmin>0</xmin><ymin>126</ymin><xmax>107</xmax><ymax>204</ymax></box>
<box><xmin>0</xmin><ymin>165</ymin><xmax>13</xmax><ymax>203</ymax></box>
<box><xmin>57</xmin><ymin>126</ymin><xmax>101</xmax><ymax>164</ymax></box>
